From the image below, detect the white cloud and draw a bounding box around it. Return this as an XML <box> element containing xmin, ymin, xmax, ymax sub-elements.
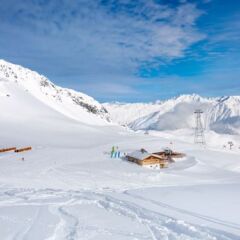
<box><xmin>1</xmin><ymin>0</ymin><xmax>204</xmax><ymax>63</ymax></box>
<box><xmin>0</xmin><ymin>0</ymin><xmax>205</xmax><ymax>99</ymax></box>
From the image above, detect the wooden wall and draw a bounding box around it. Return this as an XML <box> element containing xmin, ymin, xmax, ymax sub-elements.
<box><xmin>127</xmin><ymin>156</ymin><xmax>168</xmax><ymax>167</ymax></box>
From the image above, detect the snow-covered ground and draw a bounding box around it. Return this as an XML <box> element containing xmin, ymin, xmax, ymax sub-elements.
<box><xmin>0</xmin><ymin>60</ymin><xmax>240</xmax><ymax>239</ymax></box>
<box><xmin>1</xmin><ymin>122</ymin><xmax>240</xmax><ymax>239</ymax></box>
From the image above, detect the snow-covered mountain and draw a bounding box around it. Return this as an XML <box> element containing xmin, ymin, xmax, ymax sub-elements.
<box><xmin>104</xmin><ymin>94</ymin><xmax>240</xmax><ymax>134</ymax></box>
<box><xmin>0</xmin><ymin>59</ymin><xmax>110</xmax><ymax>125</ymax></box>
<box><xmin>1</xmin><ymin>59</ymin><xmax>240</xmax><ymax>134</ymax></box>
<box><xmin>1</xmin><ymin>63</ymin><xmax>240</xmax><ymax>240</ymax></box>
<box><xmin>206</xmin><ymin>96</ymin><xmax>240</xmax><ymax>134</ymax></box>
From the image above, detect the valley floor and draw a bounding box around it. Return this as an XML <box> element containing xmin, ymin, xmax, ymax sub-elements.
<box><xmin>0</xmin><ymin>130</ymin><xmax>240</xmax><ymax>239</ymax></box>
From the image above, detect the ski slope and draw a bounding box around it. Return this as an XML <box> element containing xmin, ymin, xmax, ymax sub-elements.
<box><xmin>0</xmin><ymin>59</ymin><xmax>110</xmax><ymax>125</ymax></box>
<box><xmin>0</xmin><ymin>61</ymin><xmax>240</xmax><ymax>239</ymax></box>
<box><xmin>1</xmin><ymin>124</ymin><xmax>240</xmax><ymax>239</ymax></box>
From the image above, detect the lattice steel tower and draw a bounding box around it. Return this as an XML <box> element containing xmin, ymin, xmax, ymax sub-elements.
<box><xmin>194</xmin><ymin>109</ymin><xmax>206</xmax><ymax>145</ymax></box>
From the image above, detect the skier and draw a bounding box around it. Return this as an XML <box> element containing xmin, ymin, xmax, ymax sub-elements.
<box><xmin>111</xmin><ymin>146</ymin><xmax>115</xmax><ymax>158</ymax></box>
<box><xmin>115</xmin><ymin>146</ymin><xmax>119</xmax><ymax>158</ymax></box>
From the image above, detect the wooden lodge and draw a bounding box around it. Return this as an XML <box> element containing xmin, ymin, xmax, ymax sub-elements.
<box><xmin>126</xmin><ymin>149</ymin><xmax>168</xmax><ymax>169</ymax></box>
<box><xmin>153</xmin><ymin>148</ymin><xmax>186</xmax><ymax>163</ymax></box>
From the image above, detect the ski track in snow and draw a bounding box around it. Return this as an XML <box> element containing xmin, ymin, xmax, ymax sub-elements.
<box><xmin>0</xmin><ymin>188</ymin><xmax>239</xmax><ymax>240</ymax></box>
<box><xmin>123</xmin><ymin>191</ymin><xmax>240</xmax><ymax>231</ymax></box>
<box><xmin>12</xmin><ymin>207</ymin><xmax>41</xmax><ymax>240</ymax></box>
<box><xmin>58</xmin><ymin>204</ymin><xmax>79</xmax><ymax>240</ymax></box>
<box><xmin>98</xmin><ymin>194</ymin><xmax>238</xmax><ymax>240</ymax></box>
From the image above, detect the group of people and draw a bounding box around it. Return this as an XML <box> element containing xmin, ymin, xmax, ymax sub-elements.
<box><xmin>111</xmin><ymin>146</ymin><xmax>121</xmax><ymax>158</ymax></box>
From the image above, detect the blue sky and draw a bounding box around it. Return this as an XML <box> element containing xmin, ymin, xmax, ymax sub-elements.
<box><xmin>0</xmin><ymin>0</ymin><xmax>239</xmax><ymax>102</ymax></box>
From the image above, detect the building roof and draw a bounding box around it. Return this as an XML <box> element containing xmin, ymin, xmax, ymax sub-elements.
<box><xmin>127</xmin><ymin>150</ymin><xmax>164</xmax><ymax>161</ymax></box>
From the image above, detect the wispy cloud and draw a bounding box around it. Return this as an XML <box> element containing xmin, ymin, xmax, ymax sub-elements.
<box><xmin>210</xmin><ymin>16</ymin><xmax>240</xmax><ymax>44</ymax></box>
<box><xmin>0</xmin><ymin>0</ymin><xmax>204</xmax><ymax>99</ymax></box>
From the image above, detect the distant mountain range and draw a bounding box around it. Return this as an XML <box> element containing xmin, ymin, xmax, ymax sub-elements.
<box><xmin>1</xmin><ymin>60</ymin><xmax>239</xmax><ymax>135</ymax></box>
<box><xmin>104</xmin><ymin>94</ymin><xmax>240</xmax><ymax>135</ymax></box>
<box><xmin>0</xmin><ymin>59</ymin><xmax>110</xmax><ymax>125</ymax></box>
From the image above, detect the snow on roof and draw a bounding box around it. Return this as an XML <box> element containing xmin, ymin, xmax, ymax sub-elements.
<box><xmin>127</xmin><ymin>150</ymin><xmax>151</xmax><ymax>161</ymax></box>
<box><xmin>127</xmin><ymin>150</ymin><xmax>163</xmax><ymax>161</ymax></box>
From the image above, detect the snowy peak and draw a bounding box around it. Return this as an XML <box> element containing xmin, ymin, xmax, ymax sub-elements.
<box><xmin>174</xmin><ymin>94</ymin><xmax>214</xmax><ymax>103</ymax></box>
<box><xmin>0</xmin><ymin>59</ymin><xmax>110</xmax><ymax>125</ymax></box>
<box><xmin>104</xmin><ymin>94</ymin><xmax>240</xmax><ymax>135</ymax></box>
<box><xmin>217</xmin><ymin>95</ymin><xmax>240</xmax><ymax>102</ymax></box>
<box><xmin>205</xmin><ymin>96</ymin><xmax>240</xmax><ymax>134</ymax></box>
<box><xmin>104</xmin><ymin>94</ymin><xmax>214</xmax><ymax>126</ymax></box>
<box><xmin>174</xmin><ymin>94</ymin><xmax>202</xmax><ymax>102</ymax></box>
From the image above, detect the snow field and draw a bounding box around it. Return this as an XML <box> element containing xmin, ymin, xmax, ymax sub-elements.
<box><xmin>0</xmin><ymin>187</ymin><xmax>239</xmax><ymax>240</ymax></box>
<box><xmin>0</xmin><ymin>131</ymin><xmax>240</xmax><ymax>239</ymax></box>
<box><xmin>0</xmin><ymin>60</ymin><xmax>240</xmax><ymax>239</ymax></box>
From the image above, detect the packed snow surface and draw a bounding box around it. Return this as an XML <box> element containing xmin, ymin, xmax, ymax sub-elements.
<box><xmin>0</xmin><ymin>60</ymin><xmax>240</xmax><ymax>239</ymax></box>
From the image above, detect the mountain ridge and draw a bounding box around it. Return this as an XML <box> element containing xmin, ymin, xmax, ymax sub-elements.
<box><xmin>0</xmin><ymin>59</ymin><xmax>110</xmax><ymax>125</ymax></box>
<box><xmin>104</xmin><ymin>94</ymin><xmax>240</xmax><ymax>134</ymax></box>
